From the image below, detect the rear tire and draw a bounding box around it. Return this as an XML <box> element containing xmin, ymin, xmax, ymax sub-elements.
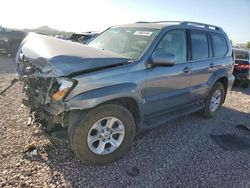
<box><xmin>199</xmin><ymin>82</ymin><xmax>225</xmax><ymax>118</ymax></box>
<box><xmin>68</xmin><ymin>104</ymin><xmax>136</xmax><ymax>165</ymax></box>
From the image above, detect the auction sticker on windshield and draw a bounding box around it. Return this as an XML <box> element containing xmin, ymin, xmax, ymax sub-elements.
<box><xmin>134</xmin><ymin>31</ymin><xmax>153</xmax><ymax>36</ymax></box>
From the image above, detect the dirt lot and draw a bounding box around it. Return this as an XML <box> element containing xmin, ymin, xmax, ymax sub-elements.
<box><xmin>0</xmin><ymin>56</ymin><xmax>250</xmax><ymax>188</ymax></box>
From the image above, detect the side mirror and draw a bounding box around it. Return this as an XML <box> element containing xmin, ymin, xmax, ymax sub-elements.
<box><xmin>150</xmin><ymin>53</ymin><xmax>176</xmax><ymax>66</ymax></box>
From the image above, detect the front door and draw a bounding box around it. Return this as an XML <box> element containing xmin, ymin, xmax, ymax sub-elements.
<box><xmin>143</xmin><ymin>29</ymin><xmax>191</xmax><ymax>116</ymax></box>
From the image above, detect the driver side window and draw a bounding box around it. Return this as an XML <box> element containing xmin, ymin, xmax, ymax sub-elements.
<box><xmin>154</xmin><ymin>30</ymin><xmax>187</xmax><ymax>63</ymax></box>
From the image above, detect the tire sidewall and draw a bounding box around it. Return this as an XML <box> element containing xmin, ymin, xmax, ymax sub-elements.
<box><xmin>72</xmin><ymin>104</ymin><xmax>136</xmax><ymax>164</ymax></box>
<box><xmin>205</xmin><ymin>82</ymin><xmax>225</xmax><ymax>117</ymax></box>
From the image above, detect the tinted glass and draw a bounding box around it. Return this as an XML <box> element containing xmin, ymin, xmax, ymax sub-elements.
<box><xmin>211</xmin><ymin>33</ymin><xmax>228</xmax><ymax>58</ymax></box>
<box><xmin>154</xmin><ymin>30</ymin><xmax>187</xmax><ymax>62</ymax></box>
<box><xmin>234</xmin><ymin>50</ymin><xmax>249</xmax><ymax>60</ymax></box>
<box><xmin>191</xmin><ymin>30</ymin><xmax>209</xmax><ymax>60</ymax></box>
<box><xmin>88</xmin><ymin>27</ymin><xmax>159</xmax><ymax>59</ymax></box>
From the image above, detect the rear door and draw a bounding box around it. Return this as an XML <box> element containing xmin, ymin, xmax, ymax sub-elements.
<box><xmin>190</xmin><ymin>30</ymin><xmax>229</xmax><ymax>101</ymax></box>
<box><xmin>189</xmin><ymin>29</ymin><xmax>214</xmax><ymax>101</ymax></box>
<box><xmin>143</xmin><ymin>29</ymin><xmax>192</xmax><ymax>116</ymax></box>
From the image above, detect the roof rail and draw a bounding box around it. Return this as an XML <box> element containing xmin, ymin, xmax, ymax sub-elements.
<box><xmin>135</xmin><ymin>21</ymin><xmax>223</xmax><ymax>31</ymax></box>
<box><xmin>135</xmin><ymin>21</ymin><xmax>150</xmax><ymax>24</ymax></box>
<box><xmin>180</xmin><ymin>21</ymin><xmax>223</xmax><ymax>31</ymax></box>
<box><xmin>152</xmin><ymin>21</ymin><xmax>182</xmax><ymax>24</ymax></box>
<box><xmin>136</xmin><ymin>21</ymin><xmax>182</xmax><ymax>24</ymax></box>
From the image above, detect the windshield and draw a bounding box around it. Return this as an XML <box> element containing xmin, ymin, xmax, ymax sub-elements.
<box><xmin>88</xmin><ymin>27</ymin><xmax>159</xmax><ymax>59</ymax></box>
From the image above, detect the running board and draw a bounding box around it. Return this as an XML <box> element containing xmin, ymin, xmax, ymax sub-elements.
<box><xmin>143</xmin><ymin>102</ymin><xmax>204</xmax><ymax>129</ymax></box>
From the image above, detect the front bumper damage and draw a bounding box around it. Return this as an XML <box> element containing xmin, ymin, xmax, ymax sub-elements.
<box><xmin>16</xmin><ymin>56</ymin><xmax>71</xmax><ymax>131</ymax></box>
<box><xmin>22</xmin><ymin>76</ymin><xmax>69</xmax><ymax>131</ymax></box>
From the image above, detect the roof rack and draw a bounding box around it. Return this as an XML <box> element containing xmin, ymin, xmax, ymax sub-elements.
<box><xmin>152</xmin><ymin>21</ymin><xmax>182</xmax><ymax>24</ymax></box>
<box><xmin>135</xmin><ymin>21</ymin><xmax>150</xmax><ymax>24</ymax></box>
<box><xmin>180</xmin><ymin>21</ymin><xmax>223</xmax><ymax>31</ymax></box>
<box><xmin>135</xmin><ymin>21</ymin><xmax>182</xmax><ymax>24</ymax></box>
<box><xmin>135</xmin><ymin>21</ymin><xmax>223</xmax><ymax>31</ymax></box>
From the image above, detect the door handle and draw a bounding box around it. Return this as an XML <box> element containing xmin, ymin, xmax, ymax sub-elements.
<box><xmin>209</xmin><ymin>63</ymin><xmax>215</xmax><ymax>68</ymax></box>
<box><xmin>183</xmin><ymin>67</ymin><xmax>191</xmax><ymax>73</ymax></box>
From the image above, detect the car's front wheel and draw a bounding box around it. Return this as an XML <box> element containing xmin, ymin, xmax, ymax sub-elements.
<box><xmin>68</xmin><ymin>104</ymin><xmax>136</xmax><ymax>165</ymax></box>
<box><xmin>199</xmin><ymin>82</ymin><xmax>226</xmax><ymax>118</ymax></box>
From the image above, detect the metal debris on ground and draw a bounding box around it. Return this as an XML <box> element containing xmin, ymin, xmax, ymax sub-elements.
<box><xmin>27</xmin><ymin>112</ymin><xmax>36</xmax><ymax>126</ymax></box>
<box><xmin>22</xmin><ymin>142</ymin><xmax>39</xmax><ymax>158</ymax></box>
<box><xmin>0</xmin><ymin>77</ymin><xmax>19</xmax><ymax>96</ymax></box>
<box><xmin>23</xmin><ymin>142</ymin><xmax>37</xmax><ymax>152</ymax></box>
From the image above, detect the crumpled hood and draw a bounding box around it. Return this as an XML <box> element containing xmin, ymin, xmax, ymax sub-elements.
<box><xmin>17</xmin><ymin>33</ymin><xmax>130</xmax><ymax>77</ymax></box>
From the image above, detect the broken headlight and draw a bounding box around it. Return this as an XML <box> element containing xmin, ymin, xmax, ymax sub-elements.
<box><xmin>51</xmin><ymin>78</ymin><xmax>76</xmax><ymax>101</ymax></box>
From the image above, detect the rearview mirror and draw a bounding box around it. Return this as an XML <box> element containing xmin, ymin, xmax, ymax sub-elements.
<box><xmin>150</xmin><ymin>53</ymin><xmax>176</xmax><ymax>66</ymax></box>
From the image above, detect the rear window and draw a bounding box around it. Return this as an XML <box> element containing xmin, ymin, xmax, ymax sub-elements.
<box><xmin>190</xmin><ymin>30</ymin><xmax>209</xmax><ymax>60</ymax></box>
<box><xmin>210</xmin><ymin>33</ymin><xmax>228</xmax><ymax>58</ymax></box>
<box><xmin>234</xmin><ymin>50</ymin><xmax>249</xmax><ymax>60</ymax></box>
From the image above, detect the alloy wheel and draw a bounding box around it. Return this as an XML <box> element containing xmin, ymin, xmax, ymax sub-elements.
<box><xmin>87</xmin><ymin>116</ymin><xmax>125</xmax><ymax>155</ymax></box>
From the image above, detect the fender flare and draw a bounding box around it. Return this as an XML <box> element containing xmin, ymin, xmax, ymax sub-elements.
<box><xmin>65</xmin><ymin>83</ymin><xmax>144</xmax><ymax>124</ymax></box>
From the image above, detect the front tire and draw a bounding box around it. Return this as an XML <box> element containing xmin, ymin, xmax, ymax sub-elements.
<box><xmin>199</xmin><ymin>82</ymin><xmax>226</xmax><ymax>118</ymax></box>
<box><xmin>68</xmin><ymin>104</ymin><xmax>136</xmax><ymax>165</ymax></box>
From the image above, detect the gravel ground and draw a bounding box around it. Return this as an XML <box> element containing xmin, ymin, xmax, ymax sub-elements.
<box><xmin>0</xmin><ymin>56</ymin><xmax>250</xmax><ymax>188</ymax></box>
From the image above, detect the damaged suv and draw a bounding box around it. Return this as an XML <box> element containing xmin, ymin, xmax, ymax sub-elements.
<box><xmin>16</xmin><ymin>21</ymin><xmax>234</xmax><ymax>164</ymax></box>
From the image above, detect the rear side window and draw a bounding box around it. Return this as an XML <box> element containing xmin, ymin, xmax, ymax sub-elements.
<box><xmin>210</xmin><ymin>33</ymin><xmax>228</xmax><ymax>58</ymax></box>
<box><xmin>190</xmin><ymin>30</ymin><xmax>209</xmax><ymax>60</ymax></box>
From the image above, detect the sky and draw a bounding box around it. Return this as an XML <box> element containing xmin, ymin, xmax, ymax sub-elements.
<box><xmin>0</xmin><ymin>0</ymin><xmax>249</xmax><ymax>44</ymax></box>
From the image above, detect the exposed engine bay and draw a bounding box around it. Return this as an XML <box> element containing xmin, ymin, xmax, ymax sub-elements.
<box><xmin>19</xmin><ymin>61</ymin><xmax>69</xmax><ymax>131</ymax></box>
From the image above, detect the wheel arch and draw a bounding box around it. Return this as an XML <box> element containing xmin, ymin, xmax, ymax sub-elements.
<box><xmin>100</xmin><ymin>97</ymin><xmax>142</xmax><ymax>128</ymax></box>
<box><xmin>66</xmin><ymin>83</ymin><xmax>144</xmax><ymax>128</ymax></box>
<box><xmin>217</xmin><ymin>76</ymin><xmax>228</xmax><ymax>91</ymax></box>
<box><xmin>212</xmin><ymin>76</ymin><xmax>229</xmax><ymax>103</ymax></box>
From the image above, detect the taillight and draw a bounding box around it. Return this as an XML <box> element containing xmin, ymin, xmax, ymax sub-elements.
<box><xmin>235</xmin><ymin>64</ymin><xmax>250</xmax><ymax>70</ymax></box>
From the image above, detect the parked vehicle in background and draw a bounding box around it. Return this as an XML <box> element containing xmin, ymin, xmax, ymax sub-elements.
<box><xmin>233</xmin><ymin>49</ymin><xmax>250</xmax><ymax>88</ymax></box>
<box><xmin>70</xmin><ymin>32</ymin><xmax>99</xmax><ymax>44</ymax></box>
<box><xmin>0</xmin><ymin>25</ymin><xmax>27</xmax><ymax>57</ymax></box>
<box><xmin>16</xmin><ymin>21</ymin><xmax>234</xmax><ymax>165</ymax></box>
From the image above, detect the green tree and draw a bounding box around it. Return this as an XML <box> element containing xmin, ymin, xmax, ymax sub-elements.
<box><xmin>247</xmin><ymin>42</ymin><xmax>250</xmax><ymax>49</ymax></box>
